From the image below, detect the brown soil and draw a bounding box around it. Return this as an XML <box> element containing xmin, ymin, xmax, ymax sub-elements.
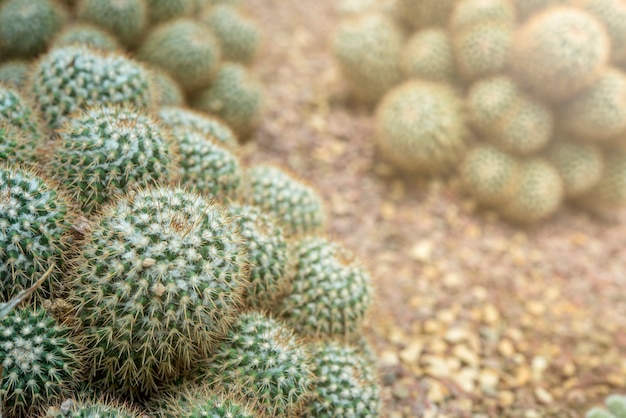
<box><xmin>241</xmin><ymin>1</ymin><xmax>626</xmax><ymax>417</ymax></box>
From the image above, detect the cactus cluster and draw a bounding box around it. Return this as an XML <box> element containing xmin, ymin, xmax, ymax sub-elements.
<box><xmin>333</xmin><ymin>0</ymin><xmax>626</xmax><ymax>223</ymax></box>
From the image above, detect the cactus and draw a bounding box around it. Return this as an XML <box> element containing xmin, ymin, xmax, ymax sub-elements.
<box><xmin>510</xmin><ymin>6</ymin><xmax>610</xmax><ymax>102</ymax></box>
<box><xmin>449</xmin><ymin>0</ymin><xmax>516</xmax><ymax>30</ymax></box>
<box><xmin>68</xmin><ymin>186</ymin><xmax>250</xmax><ymax>397</ymax></box>
<box><xmin>244</xmin><ymin>164</ymin><xmax>326</xmax><ymax>237</ymax></box>
<box><xmin>138</xmin><ymin>18</ymin><xmax>222</xmax><ymax>92</ymax></box>
<box><xmin>332</xmin><ymin>13</ymin><xmax>404</xmax><ymax>103</ymax></box>
<box><xmin>304</xmin><ymin>341</ymin><xmax>381</xmax><ymax>417</ymax></box>
<box><xmin>586</xmin><ymin>394</ymin><xmax>626</xmax><ymax>418</ymax></box>
<box><xmin>559</xmin><ymin>68</ymin><xmax>626</xmax><ymax>142</ymax></box>
<box><xmin>225</xmin><ymin>203</ymin><xmax>295</xmax><ymax>310</ymax></box>
<box><xmin>200</xmin><ymin>5</ymin><xmax>260</xmax><ymax>64</ymax></box>
<box><xmin>396</xmin><ymin>0</ymin><xmax>459</xmax><ymax>29</ymax></box>
<box><xmin>0</xmin><ymin>0</ymin><xmax>66</xmax><ymax>58</ymax></box>
<box><xmin>400</xmin><ymin>29</ymin><xmax>457</xmax><ymax>83</ymax></box>
<box><xmin>46</xmin><ymin>105</ymin><xmax>177</xmax><ymax>213</ymax></box>
<box><xmin>544</xmin><ymin>140</ymin><xmax>604</xmax><ymax>198</ymax></box>
<box><xmin>159</xmin><ymin>106</ymin><xmax>238</xmax><ymax>148</ymax></box>
<box><xmin>580</xmin><ymin>148</ymin><xmax>626</xmax><ymax>208</ymax></box>
<box><xmin>29</xmin><ymin>45</ymin><xmax>155</xmax><ymax>129</ymax></box>
<box><xmin>200</xmin><ymin>311</ymin><xmax>313</xmax><ymax>417</ymax></box>
<box><xmin>501</xmin><ymin>159</ymin><xmax>564</xmax><ymax>223</ymax></box>
<box><xmin>0</xmin><ymin>307</ymin><xmax>79</xmax><ymax>417</ymax></box>
<box><xmin>43</xmin><ymin>398</ymin><xmax>146</xmax><ymax>418</ymax></box>
<box><xmin>461</xmin><ymin>144</ymin><xmax>521</xmax><ymax>207</ymax></box>
<box><xmin>375</xmin><ymin>80</ymin><xmax>466</xmax><ymax>174</ymax></box>
<box><xmin>145</xmin><ymin>0</ymin><xmax>195</xmax><ymax>25</ymax></box>
<box><xmin>467</xmin><ymin>76</ymin><xmax>553</xmax><ymax>155</ymax></box>
<box><xmin>51</xmin><ymin>24</ymin><xmax>121</xmax><ymax>51</ymax></box>
<box><xmin>576</xmin><ymin>0</ymin><xmax>626</xmax><ymax>64</ymax></box>
<box><xmin>0</xmin><ymin>60</ymin><xmax>29</xmax><ymax>90</ymax></box>
<box><xmin>191</xmin><ymin>63</ymin><xmax>263</xmax><ymax>137</ymax></box>
<box><xmin>0</xmin><ymin>165</ymin><xmax>75</xmax><ymax>302</ymax></box>
<box><xmin>0</xmin><ymin>84</ymin><xmax>43</xmax><ymax>141</ymax></box>
<box><xmin>77</xmin><ymin>0</ymin><xmax>147</xmax><ymax>47</ymax></box>
<box><xmin>151</xmin><ymin>69</ymin><xmax>185</xmax><ymax>107</ymax></box>
<box><xmin>0</xmin><ymin>122</ymin><xmax>37</xmax><ymax>165</ymax></box>
<box><xmin>276</xmin><ymin>237</ymin><xmax>372</xmax><ymax>338</ymax></box>
<box><xmin>511</xmin><ymin>0</ymin><xmax>567</xmax><ymax>21</ymax></box>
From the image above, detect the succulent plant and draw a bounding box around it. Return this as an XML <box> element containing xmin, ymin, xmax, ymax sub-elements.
<box><xmin>43</xmin><ymin>397</ymin><xmax>146</xmax><ymax>418</ymax></box>
<box><xmin>0</xmin><ymin>0</ymin><xmax>66</xmax><ymax>58</ymax></box>
<box><xmin>0</xmin><ymin>84</ymin><xmax>43</xmax><ymax>141</ymax></box>
<box><xmin>449</xmin><ymin>0</ymin><xmax>516</xmax><ymax>30</ymax></box>
<box><xmin>158</xmin><ymin>106</ymin><xmax>238</xmax><ymax>148</ymax></box>
<box><xmin>151</xmin><ymin>69</ymin><xmax>185</xmax><ymax>107</ymax></box>
<box><xmin>580</xmin><ymin>148</ymin><xmax>626</xmax><ymax>208</ymax></box>
<box><xmin>576</xmin><ymin>0</ymin><xmax>626</xmax><ymax>64</ymax></box>
<box><xmin>51</xmin><ymin>24</ymin><xmax>121</xmax><ymax>51</ymax></box>
<box><xmin>375</xmin><ymin>80</ymin><xmax>466</xmax><ymax>174</ymax></box>
<box><xmin>244</xmin><ymin>164</ymin><xmax>326</xmax><ymax>237</ymax></box>
<box><xmin>396</xmin><ymin>0</ymin><xmax>459</xmax><ymax>29</ymax></box>
<box><xmin>0</xmin><ymin>306</ymin><xmax>79</xmax><ymax>417</ymax></box>
<box><xmin>0</xmin><ymin>123</ymin><xmax>36</xmax><ymax>166</ymax></box>
<box><xmin>200</xmin><ymin>4</ymin><xmax>260</xmax><ymax>64</ymax></box>
<box><xmin>511</xmin><ymin>0</ymin><xmax>567</xmax><ymax>21</ymax></box>
<box><xmin>68</xmin><ymin>186</ymin><xmax>250</xmax><ymax>397</ymax></box>
<box><xmin>77</xmin><ymin>0</ymin><xmax>148</xmax><ymax>47</ymax></box>
<box><xmin>586</xmin><ymin>394</ymin><xmax>626</xmax><ymax>418</ymax></box>
<box><xmin>46</xmin><ymin>105</ymin><xmax>177</xmax><ymax>213</ymax></box>
<box><xmin>276</xmin><ymin>237</ymin><xmax>372</xmax><ymax>338</ymax></box>
<box><xmin>401</xmin><ymin>28</ymin><xmax>457</xmax><ymax>83</ymax></box>
<box><xmin>138</xmin><ymin>18</ymin><xmax>221</xmax><ymax>92</ymax></box>
<box><xmin>544</xmin><ymin>140</ymin><xmax>604</xmax><ymax>198</ymax></box>
<box><xmin>191</xmin><ymin>63</ymin><xmax>263</xmax><ymax>137</ymax></box>
<box><xmin>145</xmin><ymin>0</ymin><xmax>195</xmax><ymax>25</ymax></box>
<box><xmin>0</xmin><ymin>60</ymin><xmax>29</xmax><ymax>90</ymax></box>
<box><xmin>29</xmin><ymin>45</ymin><xmax>155</xmax><ymax>129</ymax></box>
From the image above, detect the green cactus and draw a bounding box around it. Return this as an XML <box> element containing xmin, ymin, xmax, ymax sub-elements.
<box><xmin>276</xmin><ymin>237</ymin><xmax>372</xmax><ymax>338</ymax></box>
<box><xmin>0</xmin><ymin>60</ymin><xmax>29</xmax><ymax>90</ymax></box>
<box><xmin>588</xmin><ymin>408</ymin><xmax>617</xmax><ymax>418</ymax></box>
<box><xmin>510</xmin><ymin>6</ymin><xmax>610</xmax><ymax>102</ymax></box>
<box><xmin>560</xmin><ymin>68</ymin><xmax>626</xmax><ymax>142</ymax></box>
<box><xmin>0</xmin><ymin>122</ymin><xmax>37</xmax><ymax>164</ymax></box>
<box><xmin>69</xmin><ymin>186</ymin><xmax>250</xmax><ymax>397</ymax></box>
<box><xmin>200</xmin><ymin>311</ymin><xmax>313</xmax><ymax>417</ymax></box>
<box><xmin>138</xmin><ymin>18</ymin><xmax>222</xmax><ymax>92</ymax></box>
<box><xmin>449</xmin><ymin>0</ymin><xmax>516</xmax><ymax>30</ymax></box>
<box><xmin>158</xmin><ymin>106</ymin><xmax>238</xmax><ymax>148</ymax></box>
<box><xmin>191</xmin><ymin>63</ymin><xmax>263</xmax><ymax>137</ymax></box>
<box><xmin>244</xmin><ymin>164</ymin><xmax>326</xmax><ymax>237</ymax></box>
<box><xmin>0</xmin><ymin>165</ymin><xmax>75</xmax><ymax>302</ymax></box>
<box><xmin>375</xmin><ymin>80</ymin><xmax>466</xmax><ymax>174</ymax></box>
<box><xmin>226</xmin><ymin>203</ymin><xmax>295</xmax><ymax>310</ymax></box>
<box><xmin>461</xmin><ymin>144</ymin><xmax>521</xmax><ymax>207</ymax></box>
<box><xmin>200</xmin><ymin>5</ymin><xmax>260</xmax><ymax>64</ymax></box>
<box><xmin>586</xmin><ymin>394</ymin><xmax>626</xmax><ymax>418</ymax></box>
<box><xmin>29</xmin><ymin>45</ymin><xmax>155</xmax><ymax>129</ymax></box>
<box><xmin>151</xmin><ymin>69</ymin><xmax>185</xmax><ymax>107</ymax></box>
<box><xmin>544</xmin><ymin>140</ymin><xmax>604</xmax><ymax>198</ymax></box>
<box><xmin>332</xmin><ymin>13</ymin><xmax>404</xmax><ymax>103</ymax></box>
<box><xmin>580</xmin><ymin>148</ymin><xmax>626</xmax><ymax>208</ymax></box>
<box><xmin>0</xmin><ymin>267</ymin><xmax>48</xmax><ymax>319</ymax></box>
<box><xmin>304</xmin><ymin>341</ymin><xmax>381</xmax><ymax>418</ymax></box>
<box><xmin>0</xmin><ymin>0</ymin><xmax>66</xmax><ymax>58</ymax></box>
<box><xmin>577</xmin><ymin>0</ymin><xmax>626</xmax><ymax>64</ymax></box>
<box><xmin>467</xmin><ymin>76</ymin><xmax>553</xmax><ymax>155</ymax></box>
<box><xmin>76</xmin><ymin>0</ymin><xmax>147</xmax><ymax>47</ymax></box>
<box><xmin>0</xmin><ymin>307</ymin><xmax>79</xmax><ymax>417</ymax></box>
<box><xmin>46</xmin><ymin>105</ymin><xmax>177</xmax><ymax>213</ymax></box>
<box><xmin>396</xmin><ymin>0</ymin><xmax>459</xmax><ymax>29</ymax></box>
<box><xmin>51</xmin><ymin>24</ymin><xmax>121</xmax><ymax>51</ymax></box>
<box><xmin>145</xmin><ymin>0</ymin><xmax>195</xmax><ymax>25</ymax></box>
<box><xmin>511</xmin><ymin>0</ymin><xmax>567</xmax><ymax>21</ymax></box>
<box><xmin>0</xmin><ymin>82</ymin><xmax>43</xmax><ymax>141</ymax></box>
<box><xmin>43</xmin><ymin>398</ymin><xmax>146</xmax><ymax>418</ymax></box>
<box><xmin>400</xmin><ymin>28</ymin><xmax>457</xmax><ymax>83</ymax></box>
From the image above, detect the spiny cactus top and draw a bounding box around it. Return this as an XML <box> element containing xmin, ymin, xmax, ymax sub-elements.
<box><xmin>159</xmin><ymin>106</ymin><xmax>238</xmax><ymax>148</ymax></box>
<box><xmin>0</xmin><ymin>165</ymin><xmax>75</xmax><ymax>302</ymax></box>
<box><xmin>43</xmin><ymin>398</ymin><xmax>147</xmax><ymax>418</ymax></box>
<box><xmin>46</xmin><ymin>105</ymin><xmax>177</xmax><ymax>213</ymax></box>
<box><xmin>69</xmin><ymin>186</ymin><xmax>250</xmax><ymax>397</ymax></box>
<box><xmin>0</xmin><ymin>84</ymin><xmax>43</xmax><ymax>141</ymax></box>
<box><xmin>51</xmin><ymin>24</ymin><xmax>122</xmax><ymax>52</ymax></box>
<box><xmin>29</xmin><ymin>45</ymin><xmax>155</xmax><ymax>128</ymax></box>
<box><xmin>201</xmin><ymin>311</ymin><xmax>313</xmax><ymax>417</ymax></box>
<box><xmin>0</xmin><ymin>307</ymin><xmax>79</xmax><ymax>417</ymax></box>
<box><xmin>586</xmin><ymin>394</ymin><xmax>626</xmax><ymax>418</ymax></box>
<box><xmin>245</xmin><ymin>164</ymin><xmax>326</xmax><ymax>237</ymax></box>
<box><xmin>276</xmin><ymin>236</ymin><xmax>373</xmax><ymax>338</ymax></box>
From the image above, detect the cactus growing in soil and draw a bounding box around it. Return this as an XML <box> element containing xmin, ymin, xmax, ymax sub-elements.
<box><xmin>51</xmin><ymin>24</ymin><xmax>121</xmax><ymax>51</ymax></box>
<box><xmin>401</xmin><ymin>29</ymin><xmax>457</xmax><ymax>83</ymax></box>
<box><xmin>158</xmin><ymin>106</ymin><xmax>238</xmax><ymax>148</ymax></box>
<box><xmin>375</xmin><ymin>80</ymin><xmax>466</xmax><ymax>174</ymax></box>
<box><xmin>276</xmin><ymin>237</ymin><xmax>372</xmax><ymax>338</ymax></box>
<box><xmin>544</xmin><ymin>140</ymin><xmax>604</xmax><ymax>198</ymax></box>
<box><xmin>77</xmin><ymin>0</ymin><xmax>147</xmax><ymax>47</ymax></box>
<box><xmin>43</xmin><ymin>398</ymin><xmax>146</xmax><ymax>418</ymax></box>
<box><xmin>200</xmin><ymin>5</ymin><xmax>260</xmax><ymax>64</ymax></box>
<box><xmin>68</xmin><ymin>186</ymin><xmax>250</xmax><ymax>397</ymax></box>
<box><xmin>586</xmin><ymin>394</ymin><xmax>626</xmax><ymax>418</ymax></box>
<box><xmin>46</xmin><ymin>105</ymin><xmax>177</xmax><ymax>213</ymax></box>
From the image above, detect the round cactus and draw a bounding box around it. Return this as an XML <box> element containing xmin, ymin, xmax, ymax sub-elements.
<box><xmin>244</xmin><ymin>164</ymin><xmax>326</xmax><ymax>237</ymax></box>
<box><xmin>200</xmin><ymin>5</ymin><xmax>260</xmax><ymax>64</ymax></box>
<box><xmin>586</xmin><ymin>394</ymin><xmax>626</xmax><ymax>418</ymax></box>
<box><xmin>276</xmin><ymin>237</ymin><xmax>373</xmax><ymax>338</ymax></box>
<box><xmin>0</xmin><ymin>164</ymin><xmax>75</xmax><ymax>302</ymax></box>
<box><xmin>304</xmin><ymin>341</ymin><xmax>381</xmax><ymax>418</ymax></box>
<box><xmin>51</xmin><ymin>24</ymin><xmax>121</xmax><ymax>51</ymax></box>
<box><xmin>191</xmin><ymin>63</ymin><xmax>263</xmax><ymax>137</ymax></box>
<box><xmin>400</xmin><ymin>28</ymin><xmax>457</xmax><ymax>83</ymax></box>
<box><xmin>159</xmin><ymin>106</ymin><xmax>238</xmax><ymax>148</ymax></box>
<box><xmin>332</xmin><ymin>13</ymin><xmax>404</xmax><ymax>103</ymax></box>
<box><xmin>0</xmin><ymin>83</ymin><xmax>43</xmax><ymax>141</ymax></box>
<box><xmin>46</xmin><ymin>105</ymin><xmax>177</xmax><ymax>213</ymax></box>
<box><xmin>467</xmin><ymin>76</ymin><xmax>553</xmax><ymax>155</ymax></box>
<box><xmin>138</xmin><ymin>18</ymin><xmax>222</xmax><ymax>92</ymax></box>
<box><xmin>559</xmin><ymin>68</ymin><xmax>626</xmax><ymax>142</ymax></box>
<box><xmin>461</xmin><ymin>144</ymin><xmax>521</xmax><ymax>207</ymax></box>
<box><xmin>449</xmin><ymin>0</ymin><xmax>516</xmax><ymax>30</ymax></box>
<box><xmin>375</xmin><ymin>80</ymin><xmax>466</xmax><ymax>174</ymax></box>
<box><xmin>511</xmin><ymin>0</ymin><xmax>567</xmax><ymax>21</ymax></box>
<box><xmin>145</xmin><ymin>0</ymin><xmax>195</xmax><ymax>25</ymax></box>
<box><xmin>580</xmin><ymin>148</ymin><xmax>626</xmax><ymax>208</ymax></box>
<box><xmin>576</xmin><ymin>0</ymin><xmax>626</xmax><ymax>64</ymax></box>
<box><xmin>396</xmin><ymin>0</ymin><xmax>459</xmax><ymax>29</ymax></box>
<box><xmin>29</xmin><ymin>45</ymin><xmax>155</xmax><ymax>129</ymax></box>
<box><xmin>77</xmin><ymin>0</ymin><xmax>148</xmax><ymax>47</ymax></box>
<box><xmin>69</xmin><ymin>186</ymin><xmax>250</xmax><ymax>397</ymax></box>
<box><xmin>0</xmin><ymin>60</ymin><xmax>29</xmax><ymax>90</ymax></box>
<box><xmin>510</xmin><ymin>6</ymin><xmax>610</xmax><ymax>102</ymax></box>
<box><xmin>501</xmin><ymin>159</ymin><xmax>564</xmax><ymax>223</ymax></box>
<box><xmin>151</xmin><ymin>69</ymin><xmax>185</xmax><ymax>107</ymax></box>
<box><xmin>0</xmin><ymin>0</ymin><xmax>66</xmax><ymax>58</ymax></box>
<box><xmin>544</xmin><ymin>140</ymin><xmax>604</xmax><ymax>198</ymax></box>
<box><xmin>0</xmin><ymin>307</ymin><xmax>79</xmax><ymax>417</ymax></box>
<box><xmin>226</xmin><ymin>203</ymin><xmax>295</xmax><ymax>310</ymax></box>
<box><xmin>200</xmin><ymin>311</ymin><xmax>313</xmax><ymax>417</ymax></box>
<box><xmin>43</xmin><ymin>398</ymin><xmax>146</xmax><ymax>418</ymax></box>
<box><xmin>0</xmin><ymin>122</ymin><xmax>37</xmax><ymax>164</ymax></box>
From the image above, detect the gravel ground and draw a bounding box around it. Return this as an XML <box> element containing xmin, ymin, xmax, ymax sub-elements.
<box><xmin>240</xmin><ymin>1</ymin><xmax>626</xmax><ymax>416</ymax></box>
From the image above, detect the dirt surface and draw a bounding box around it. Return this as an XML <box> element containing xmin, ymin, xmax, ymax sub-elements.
<box><xmin>240</xmin><ymin>1</ymin><xmax>626</xmax><ymax>417</ymax></box>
